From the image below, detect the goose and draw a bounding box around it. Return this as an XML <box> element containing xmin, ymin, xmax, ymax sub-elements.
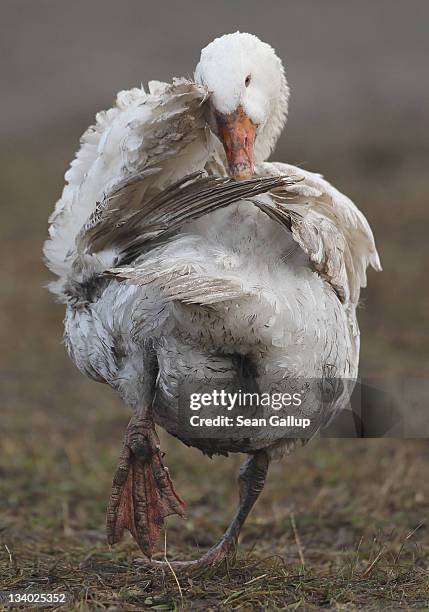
<box><xmin>44</xmin><ymin>32</ymin><xmax>381</xmax><ymax>568</ymax></box>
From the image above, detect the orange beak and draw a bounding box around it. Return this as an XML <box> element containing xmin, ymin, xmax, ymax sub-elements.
<box><xmin>215</xmin><ymin>106</ymin><xmax>257</xmax><ymax>180</ymax></box>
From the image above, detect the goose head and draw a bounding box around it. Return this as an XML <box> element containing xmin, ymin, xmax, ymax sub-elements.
<box><xmin>195</xmin><ymin>32</ymin><xmax>289</xmax><ymax>179</ymax></box>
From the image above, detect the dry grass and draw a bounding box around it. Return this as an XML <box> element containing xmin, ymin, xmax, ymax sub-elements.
<box><xmin>1</xmin><ymin>130</ymin><xmax>428</xmax><ymax>609</ymax></box>
<box><xmin>2</xmin><ymin>409</ymin><xmax>429</xmax><ymax>610</ymax></box>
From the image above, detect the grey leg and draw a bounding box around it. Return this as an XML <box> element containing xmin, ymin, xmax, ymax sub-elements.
<box><xmin>147</xmin><ymin>450</ymin><xmax>270</xmax><ymax>569</ymax></box>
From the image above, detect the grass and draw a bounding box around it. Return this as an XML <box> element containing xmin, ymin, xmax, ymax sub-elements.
<box><xmin>2</xmin><ymin>405</ymin><xmax>429</xmax><ymax>609</ymax></box>
<box><xmin>1</xmin><ymin>132</ymin><xmax>429</xmax><ymax>608</ymax></box>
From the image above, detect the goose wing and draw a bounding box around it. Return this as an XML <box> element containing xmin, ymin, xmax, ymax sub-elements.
<box><xmin>255</xmin><ymin>162</ymin><xmax>381</xmax><ymax>312</ymax></box>
<box><xmin>44</xmin><ymin>78</ymin><xmax>213</xmax><ymax>288</ymax></box>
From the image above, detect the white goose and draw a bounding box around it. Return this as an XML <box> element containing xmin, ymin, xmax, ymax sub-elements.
<box><xmin>44</xmin><ymin>32</ymin><xmax>381</xmax><ymax>567</ymax></box>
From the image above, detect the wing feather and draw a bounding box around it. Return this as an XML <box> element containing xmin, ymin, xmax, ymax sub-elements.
<box><xmin>78</xmin><ymin>172</ymin><xmax>292</xmax><ymax>261</ymax></box>
<box><xmin>255</xmin><ymin>162</ymin><xmax>381</xmax><ymax>308</ymax></box>
<box><xmin>44</xmin><ymin>78</ymin><xmax>210</xmax><ymax>279</ymax></box>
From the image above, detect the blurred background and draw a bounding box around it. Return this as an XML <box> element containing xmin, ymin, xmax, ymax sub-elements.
<box><xmin>1</xmin><ymin>1</ymin><xmax>428</xmax><ymax>607</ymax></box>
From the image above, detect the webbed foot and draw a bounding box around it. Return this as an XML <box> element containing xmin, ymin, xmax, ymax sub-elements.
<box><xmin>107</xmin><ymin>414</ymin><xmax>185</xmax><ymax>557</ymax></box>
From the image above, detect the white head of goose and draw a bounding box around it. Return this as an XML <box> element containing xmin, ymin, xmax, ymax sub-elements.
<box><xmin>195</xmin><ymin>32</ymin><xmax>289</xmax><ymax>179</ymax></box>
<box><xmin>44</xmin><ymin>32</ymin><xmax>381</xmax><ymax>569</ymax></box>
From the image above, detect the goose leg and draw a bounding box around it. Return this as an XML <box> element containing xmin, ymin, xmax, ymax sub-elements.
<box><xmin>146</xmin><ymin>450</ymin><xmax>270</xmax><ymax>569</ymax></box>
<box><xmin>106</xmin><ymin>411</ymin><xmax>185</xmax><ymax>558</ymax></box>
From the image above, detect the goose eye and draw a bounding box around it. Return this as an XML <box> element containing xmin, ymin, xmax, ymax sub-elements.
<box><xmin>245</xmin><ymin>74</ymin><xmax>251</xmax><ymax>87</ymax></box>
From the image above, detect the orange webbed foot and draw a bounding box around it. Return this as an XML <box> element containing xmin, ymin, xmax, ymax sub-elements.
<box><xmin>106</xmin><ymin>415</ymin><xmax>185</xmax><ymax>557</ymax></box>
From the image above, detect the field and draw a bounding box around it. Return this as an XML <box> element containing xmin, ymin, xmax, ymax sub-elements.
<box><xmin>1</xmin><ymin>1</ymin><xmax>429</xmax><ymax>609</ymax></box>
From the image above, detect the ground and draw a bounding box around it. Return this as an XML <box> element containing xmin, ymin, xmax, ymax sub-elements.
<box><xmin>2</xmin><ymin>408</ymin><xmax>429</xmax><ymax>609</ymax></box>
